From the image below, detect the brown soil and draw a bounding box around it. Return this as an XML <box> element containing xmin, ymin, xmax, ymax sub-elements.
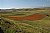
<box><xmin>7</xmin><ymin>13</ymin><xmax>46</xmax><ymax>20</ymax></box>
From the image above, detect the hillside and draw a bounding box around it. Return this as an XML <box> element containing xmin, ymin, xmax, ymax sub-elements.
<box><xmin>0</xmin><ymin>7</ymin><xmax>50</xmax><ymax>33</ymax></box>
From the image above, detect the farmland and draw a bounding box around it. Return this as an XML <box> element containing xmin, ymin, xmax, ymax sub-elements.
<box><xmin>0</xmin><ymin>8</ymin><xmax>50</xmax><ymax>33</ymax></box>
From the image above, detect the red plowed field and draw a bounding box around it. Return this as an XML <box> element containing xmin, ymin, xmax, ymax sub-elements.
<box><xmin>7</xmin><ymin>13</ymin><xmax>46</xmax><ymax>20</ymax></box>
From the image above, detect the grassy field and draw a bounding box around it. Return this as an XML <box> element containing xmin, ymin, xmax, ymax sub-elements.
<box><xmin>0</xmin><ymin>9</ymin><xmax>50</xmax><ymax>33</ymax></box>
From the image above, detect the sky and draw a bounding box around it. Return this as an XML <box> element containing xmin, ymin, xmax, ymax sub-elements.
<box><xmin>0</xmin><ymin>0</ymin><xmax>50</xmax><ymax>9</ymax></box>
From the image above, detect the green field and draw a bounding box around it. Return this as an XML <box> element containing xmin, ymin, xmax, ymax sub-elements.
<box><xmin>0</xmin><ymin>8</ymin><xmax>50</xmax><ymax>33</ymax></box>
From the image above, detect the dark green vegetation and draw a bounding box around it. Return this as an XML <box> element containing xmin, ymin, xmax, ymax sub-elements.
<box><xmin>0</xmin><ymin>8</ymin><xmax>50</xmax><ymax>33</ymax></box>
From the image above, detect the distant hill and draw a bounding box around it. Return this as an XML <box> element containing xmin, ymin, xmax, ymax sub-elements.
<box><xmin>0</xmin><ymin>7</ymin><xmax>50</xmax><ymax>12</ymax></box>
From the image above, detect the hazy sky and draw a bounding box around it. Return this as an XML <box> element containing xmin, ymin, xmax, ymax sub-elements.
<box><xmin>0</xmin><ymin>0</ymin><xmax>50</xmax><ymax>9</ymax></box>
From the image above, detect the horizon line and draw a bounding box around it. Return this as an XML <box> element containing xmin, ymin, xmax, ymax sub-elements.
<box><xmin>0</xmin><ymin>7</ymin><xmax>50</xmax><ymax>9</ymax></box>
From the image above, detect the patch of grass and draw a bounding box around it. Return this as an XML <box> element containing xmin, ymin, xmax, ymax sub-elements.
<box><xmin>0</xmin><ymin>17</ymin><xmax>50</xmax><ymax>33</ymax></box>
